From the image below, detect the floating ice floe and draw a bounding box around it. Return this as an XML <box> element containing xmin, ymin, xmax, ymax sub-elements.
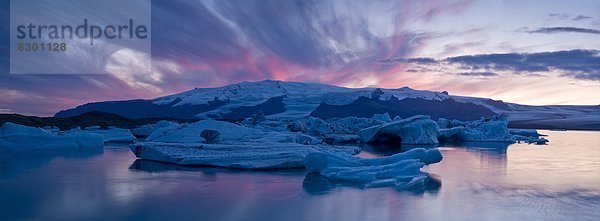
<box><xmin>358</xmin><ymin>115</ymin><xmax>439</xmax><ymax>145</ymax></box>
<box><xmin>509</xmin><ymin>129</ymin><xmax>549</xmax><ymax>144</ymax></box>
<box><xmin>85</xmin><ymin>126</ymin><xmax>136</xmax><ymax>143</ymax></box>
<box><xmin>130</xmin><ymin>142</ymin><xmax>359</xmax><ymax>169</ymax></box>
<box><xmin>0</xmin><ymin>123</ymin><xmax>104</xmax><ymax>151</ymax></box>
<box><xmin>509</xmin><ymin>128</ymin><xmax>545</xmax><ymax>137</ymax></box>
<box><xmin>303</xmin><ymin>148</ymin><xmax>442</xmax><ymax>189</ymax></box>
<box><xmin>520</xmin><ymin>137</ymin><xmax>549</xmax><ymax>145</ymax></box>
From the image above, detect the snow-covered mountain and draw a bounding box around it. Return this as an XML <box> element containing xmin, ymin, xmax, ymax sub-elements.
<box><xmin>55</xmin><ymin>80</ymin><xmax>600</xmax><ymax>130</ymax></box>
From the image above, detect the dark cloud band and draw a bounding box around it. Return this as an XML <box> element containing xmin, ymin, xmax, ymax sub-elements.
<box><xmin>522</xmin><ymin>27</ymin><xmax>600</xmax><ymax>35</ymax></box>
<box><xmin>387</xmin><ymin>50</ymin><xmax>600</xmax><ymax>80</ymax></box>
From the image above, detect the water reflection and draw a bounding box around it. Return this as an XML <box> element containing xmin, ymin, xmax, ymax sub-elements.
<box><xmin>130</xmin><ymin>159</ymin><xmax>442</xmax><ymax>196</ymax></box>
<box><xmin>442</xmin><ymin>141</ymin><xmax>511</xmax><ymax>173</ymax></box>
<box><xmin>129</xmin><ymin>159</ymin><xmax>307</xmax><ymax>175</ymax></box>
<box><xmin>130</xmin><ymin>159</ymin><xmax>228</xmax><ymax>173</ymax></box>
<box><xmin>0</xmin><ymin>148</ymin><xmax>103</xmax><ymax>177</ymax></box>
<box><xmin>360</xmin><ymin>143</ymin><xmax>438</xmax><ymax>157</ymax></box>
<box><xmin>1</xmin><ymin>131</ymin><xmax>599</xmax><ymax>220</ymax></box>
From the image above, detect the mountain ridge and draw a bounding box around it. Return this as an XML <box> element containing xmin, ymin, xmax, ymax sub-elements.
<box><xmin>52</xmin><ymin>80</ymin><xmax>600</xmax><ymax>130</ymax></box>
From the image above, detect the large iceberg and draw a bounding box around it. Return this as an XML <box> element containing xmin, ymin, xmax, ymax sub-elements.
<box><xmin>130</xmin><ymin>142</ymin><xmax>359</xmax><ymax>169</ymax></box>
<box><xmin>145</xmin><ymin>119</ymin><xmax>323</xmax><ymax>145</ymax></box>
<box><xmin>130</xmin><ymin>117</ymin><xmax>367</xmax><ymax>169</ymax></box>
<box><xmin>85</xmin><ymin>127</ymin><xmax>136</xmax><ymax>143</ymax></box>
<box><xmin>303</xmin><ymin>148</ymin><xmax>442</xmax><ymax>188</ymax></box>
<box><xmin>358</xmin><ymin>115</ymin><xmax>439</xmax><ymax>145</ymax></box>
<box><xmin>288</xmin><ymin>117</ymin><xmax>383</xmax><ymax>138</ymax></box>
<box><xmin>0</xmin><ymin>123</ymin><xmax>104</xmax><ymax>151</ymax></box>
<box><xmin>145</xmin><ymin>119</ymin><xmax>264</xmax><ymax>143</ymax></box>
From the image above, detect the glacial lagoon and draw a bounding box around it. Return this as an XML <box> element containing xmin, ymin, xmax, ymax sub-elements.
<box><xmin>1</xmin><ymin>130</ymin><xmax>599</xmax><ymax>221</ymax></box>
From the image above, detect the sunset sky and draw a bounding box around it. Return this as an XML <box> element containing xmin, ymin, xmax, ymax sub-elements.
<box><xmin>1</xmin><ymin>0</ymin><xmax>599</xmax><ymax>116</ymax></box>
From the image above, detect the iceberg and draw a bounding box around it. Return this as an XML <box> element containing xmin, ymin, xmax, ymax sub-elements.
<box><xmin>145</xmin><ymin>119</ymin><xmax>265</xmax><ymax>143</ymax></box>
<box><xmin>436</xmin><ymin>118</ymin><xmax>450</xmax><ymax>129</ymax></box>
<box><xmin>129</xmin><ymin>142</ymin><xmax>359</xmax><ymax>169</ymax></box>
<box><xmin>60</xmin><ymin>130</ymin><xmax>107</xmax><ymax>149</ymax></box>
<box><xmin>458</xmin><ymin>115</ymin><xmax>515</xmax><ymax>142</ymax></box>
<box><xmin>509</xmin><ymin>129</ymin><xmax>549</xmax><ymax>144</ymax></box>
<box><xmin>323</xmin><ymin>134</ymin><xmax>359</xmax><ymax>145</ymax></box>
<box><xmin>85</xmin><ymin>127</ymin><xmax>136</xmax><ymax>143</ymax></box>
<box><xmin>253</xmin><ymin>132</ymin><xmax>322</xmax><ymax>145</ymax></box>
<box><xmin>449</xmin><ymin>119</ymin><xmax>465</xmax><ymax>128</ymax></box>
<box><xmin>131</xmin><ymin>121</ymin><xmax>180</xmax><ymax>137</ymax></box>
<box><xmin>372</xmin><ymin>113</ymin><xmax>392</xmax><ymax>122</ymax></box>
<box><xmin>303</xmin><ymin>148</ymin><xmax>442</xmax><ymax>188</ymax></box>
<box><xmin>289</xmin><ymin>117</ymin><xmax>382</xmax><ymax>137</ymax></box>
<box><xmin>200</xmin><ymin>129</ymin><xmax>221</xmax><ymax>143</ymax></box>
<box><xmin>0</xmin><ymin>123</ymin><xmax>104</xmax><ymax>151</ymax></box>
<box><xmin>438</xmin><ymin>115</ymin><xmax>517</xmax><ymax>143</ymax></box>
<box><xmin>437</xmin><ymin>126</ymin><xmax>465</xmax><ymax>142</ymax></box>
<box><xmin>358</xmin><ymin>115</ymin><xmax>439</xmax><ymax>145</ymax></box>
<box><xmin>41</xmin><ymin>126</ymin><xmax>60</xmax><ymax>134</ymax></box>
<box><xmin>144</xmin><ymin>119</ymin><xmax>325</xmax><ymax>145</ymax></box>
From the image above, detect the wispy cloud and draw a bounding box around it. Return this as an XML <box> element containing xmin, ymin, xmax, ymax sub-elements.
<box><xmin>573</xmin><ymin>15</ymin><xmax>593</xmax><ymax>21</ymax></box>
<box><xmin>547</xmin><ymin>13</ymin><xmax>571</xmax><ymax>20</ymax></box>
<box><xmin>547</xmin><ymin>13</ymin><xmax>594</xmax><ymax>22</ymax></box>
<box><xmin>520</xmin><ymin>27</ymin><xmax>600</xmax><ymax>35</ymax></box>
<box><xmin>377</xmin><ymin>57</ymin><xmax>437</xmax><ymax>64</ymax></box>
<box><xmin>456</xmin><ymin>72</ymin><xmax>498</xmax><ymax>77</ymax></box>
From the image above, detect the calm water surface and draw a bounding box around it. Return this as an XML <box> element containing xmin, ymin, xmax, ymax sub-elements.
<box><xmin>1</xmin><ymin>130</ymin><xmax>599</xmax><ymax>221</ymax></box>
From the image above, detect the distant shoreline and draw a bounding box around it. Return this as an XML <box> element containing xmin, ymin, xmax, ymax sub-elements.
<box><xmin>2</xmin><ymin>112</ymin><xmax>599</xmax><ymax>132</ymax></box>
